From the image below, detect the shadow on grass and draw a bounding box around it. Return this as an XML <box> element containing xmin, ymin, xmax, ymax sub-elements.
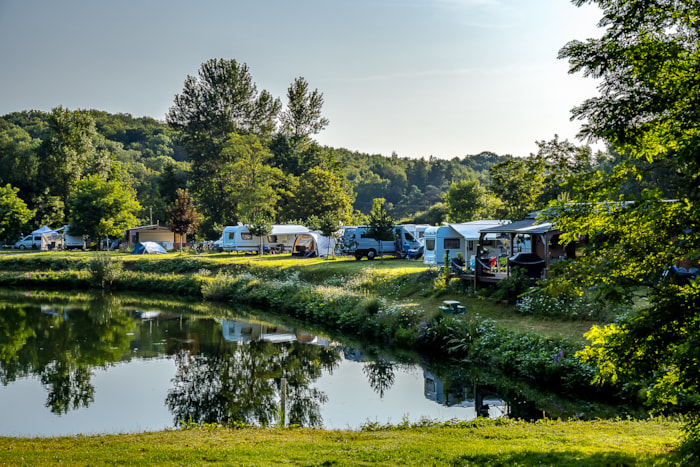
<box><xmin>448</xmin><ymin>450</ymin><xmax>679</xmax><ymax>466</ymax></box>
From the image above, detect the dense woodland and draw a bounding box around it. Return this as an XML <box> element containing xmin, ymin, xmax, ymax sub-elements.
<box><xmin>0</xmin><ymin>102</ymin><xmax>622</xmax><ymax>242</ymax></box>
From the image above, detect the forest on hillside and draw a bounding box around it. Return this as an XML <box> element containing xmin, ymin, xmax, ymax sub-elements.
<box><xmin>0</xmin><ymin>58</ymin><xmax>679</xmax><ymax>244</ymax></box>
<box><xmin>0</xmin><ymin>106</ymin><xmax>517</xmax><ymax>238</ymax></box>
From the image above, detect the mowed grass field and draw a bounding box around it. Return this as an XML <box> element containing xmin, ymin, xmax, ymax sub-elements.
<box><xmin>0</xmin><ymin>419</ymin><xmax>683</xmax><ymax>466</ymax></box>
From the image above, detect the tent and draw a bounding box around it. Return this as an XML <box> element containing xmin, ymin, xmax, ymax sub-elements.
<box><xmin>31</xmin><ymin>226</ymin><xmax>55</xmax><ymax>235</ymax></box>
<box><xmin>131</xmin><ymin>241</ymin><xmax>167</xmax><ymax>254</ymax></box>
<box><xmin>291</xmin><ymin>232</ymin><xmax>337</xmax><ymax>257</ymax></box>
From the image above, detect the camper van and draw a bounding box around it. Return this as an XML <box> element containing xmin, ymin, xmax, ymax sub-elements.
<box><xmin>350</xmin><ymin>225</ymin><xmax>421</xmax><ymax>260</ymax></box>
<box><xmin>222</xmin><ymin>225</ymin><xmax>310</xmax><ymax>253</ymax></box>
<box><xmin>13</xmin><ymin>234</ymin><xmax>42</xmax><ymax>249</ymax></box>
<box><xmin>401</xmin><ymin>224</ymin><xmax>430</xmax><ymax>244</ymax></box>
<box><xmin>423</xmin><ymin>221</ymin><xmax>508</xmax><ymax>266</ymax></box>
<box><xmin>61</xmin><ymin>225</ymin><xmax>85</xmax><ymax>250</ymax></box>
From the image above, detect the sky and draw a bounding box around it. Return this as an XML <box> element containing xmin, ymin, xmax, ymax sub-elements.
<box><xmin>0</xmin><ymin>0</ymin><xmax>603</xmax><ymax>159</ymax></box>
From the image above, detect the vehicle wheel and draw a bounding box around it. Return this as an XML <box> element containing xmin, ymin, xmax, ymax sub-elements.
<box><xmin>367</xmin><ymin>249</ymin><xmax>376</xmax><ymax>260</ymax></box>
<box><xmin>355</xmin><ymin>252</ymin><xmax>363</xmax><ymax>261</ymax></box>
<box><xmin>19</xmin><ymin>245</ymin><xmax>26</xmax><ymax>250</ymax></box>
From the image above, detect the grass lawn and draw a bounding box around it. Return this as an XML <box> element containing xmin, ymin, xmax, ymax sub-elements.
<box><xmin>0</xmin><ymin>419</ymin><xmax>682</xmax><ymax>466</ymax></box>
<box><xmin>0</xmin><ymin>249</ymin><xmax>608</xmax><ymax>342</ymax></box>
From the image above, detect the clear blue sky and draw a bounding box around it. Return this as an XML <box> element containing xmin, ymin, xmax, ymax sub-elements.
<box><xmin>0</xmin><ymin>0</ymin><xmax>602</xmax><ymax>159</ymax></box>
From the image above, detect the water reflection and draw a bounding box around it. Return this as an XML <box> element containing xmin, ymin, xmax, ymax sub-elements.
<box><xmin>0</xmin><ymin>289</ymin><xmax>634</xmax><ymax>436</ymax></box>
<box><xmin>0</xmin><ymin>295</ymin><xmax>134</xmax><ymax>415</ymax></box>
<box><xmin>166</xmin><ymin>338</ymin><xmax>340</xmax><ymax>427</ymax></box>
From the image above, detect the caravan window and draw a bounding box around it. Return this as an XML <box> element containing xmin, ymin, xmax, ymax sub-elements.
<box><xmin>425</xmin><ymin>239</ymin><xmax>435</xmax><ymax>251</ymax></box>
<box><xmin>404</xmin><ymin>232</ymin><xmax>416</xmax><ymax>242</ymax></box>
<box><xmin>267</xmin><ymin>235</ymin><xmax>278</xmax><ymax>243</ymax></box>
<box><xmin>444</xmin><ymin>238</ymin><xmax>460</xmax><ymax>250</ymax></box>
<box><xmin>467</xmin><ymin>240</ymin><xmax>475</xmax><ymax>251</ymax></box>
<box><xmin>241</xmin><ymin>232</ymin><xmax>253</xmax><ymax>240</ymax></box>
<box><xmin>228</xmin><ymin>232</ymin><xmax>235</xmax><ymax>240</ymax></box>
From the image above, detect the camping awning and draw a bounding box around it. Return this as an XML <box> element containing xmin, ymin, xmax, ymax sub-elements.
<box><xmin>449</xmin><ymin>221</ymin><xmax>508</xmax><ymax>240</ymax></box>
<box><xmin>270</xmin><ymin>225</ymin><xmax>310</xmax><ymax>235</ymax></box>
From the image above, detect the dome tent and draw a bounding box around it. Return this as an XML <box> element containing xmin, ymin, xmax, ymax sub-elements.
<box><xmin>131</xmin><ymin>241</ymin><xmax>167</xmax><ymax>254</ymax></box>
<box><xmin>291</xmin><ymin>232</ymin><xmax>336</xmax><ymax>258</ymax></box>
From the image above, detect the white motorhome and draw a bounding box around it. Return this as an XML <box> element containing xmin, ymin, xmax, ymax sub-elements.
<box><xmin>423</xmin><ymin>220</ymin><xmax>508</xmax><ymax>266</ymax></box>
<box><xmin>400</xmin><ymin>224</ymin><xmax>431</xmax><ymax>244</ymax></box>
<box><xmin>350</xmin><ymin>225</ymin><xmax>421</xmax><ymax>260</ymax></box>
<box><xmin>222</xmin><ymin>224</ymin><xmax>310</xmax><ymax>253</ymax></box>
<box><xmin>60</xmin><ymin>225</ymin><xmax>85</xmax><ymax>250</ymax></box>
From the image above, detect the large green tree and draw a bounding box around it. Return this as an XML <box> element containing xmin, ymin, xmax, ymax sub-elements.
<box><xmin>287</xmin><ymin>167</ymin><xmax>354</xmax><ymax>224</ymax></box>
<box><xmin>279</xmin><ymin>77</ymin><xmax>329</xmax><ymax>145</ymax></box>
<box><xmin>38</xmin><ymin>107</ymin><xmax>109</xmax><ymax>202</ymax></box>
<box><xmin>167</xmin><ymin>59</ymin><xmax>281</xmax><ymax>231</ymax></box>
<box><xmin>224</xmin><ymin>133</ymin><xmax>285</xmax><ymax>225</ymax></box>
<box><xmin>67</xmin><ymin>174</ymin><xmax>141</xmax><ymax>247</ymax></box>
<box><xmin>552</xmin><ymin>0</ymin><xmax>700</xmax><ymax>455</ymax></box>
<box><xmin>167</xmin><ymin>58</ymin><xmax>281</xmax><ymax>154</ymax></box>
<box><xmin>0</xmin><ymin>184</ymin><xmax>34</xmax><ymax>244</ymax></box>
<box><xmin>444</xmin><ymin>178</ymin><xmax>502</xmax><ymax>223</ymax></box>
<box><xmin>489</xmin><ymin>157</ymin><xmax>544</xmax><ymax>220</ymax></box>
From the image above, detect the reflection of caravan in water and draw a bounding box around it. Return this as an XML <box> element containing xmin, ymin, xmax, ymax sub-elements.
<box><xmin>220</xmin><ymin>319</ymin><xmax>322</xmax><ymax>344</ymax></box>
<box><xmin>222</xmin><ymin>225</ymin><xmax>310</xmax><ymax>253</ymax></box>
<box><xmin>423</xmin><ymin>369</ymin><xmax>506</xmax><ymax>418</ymax></box>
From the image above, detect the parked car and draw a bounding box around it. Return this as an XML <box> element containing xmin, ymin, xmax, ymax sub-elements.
<box><xmin>213</xmin><ymin>236</ymin><xmax>224</xmax><ymax>252</ymax></box>
<box><xmin>13</xmin><ymin>234</ymin><xmax>42</xmax><ymax>249</ymax></box>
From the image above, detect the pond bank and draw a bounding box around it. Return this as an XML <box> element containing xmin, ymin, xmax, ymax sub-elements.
<box><xmin>0</xmin><ymin>252</ymin><xmax>616</xmax><ymax>405</ymax></box>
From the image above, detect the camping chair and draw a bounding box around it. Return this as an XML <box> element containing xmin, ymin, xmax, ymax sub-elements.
<box><xmin>407</xmin><ymin>246</ymin><xmax>423</xmax><ymax>260</ymax></box>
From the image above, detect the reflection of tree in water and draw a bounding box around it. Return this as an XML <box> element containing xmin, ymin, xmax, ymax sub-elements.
<box><xmin>0</xmin><ymin>294</ymin><xmax>135</xmax><ymax>414</ymax></box>
<box><xmin>362</xmin><ymin>359</ymin><xmax>396</xmax><ymax>398</ymax></box>
<box><xmin>41</xmin><ymin>361</ymin><xmax>95</xmax><ymax>414</ymax></box>
<box><xmin>166</xmin><ymin>340</ymin><xmax>341</xmax><ymax>427</ymax></box>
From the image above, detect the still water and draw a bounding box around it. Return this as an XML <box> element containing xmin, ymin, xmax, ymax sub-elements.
<box><xmin>0</xmin><ymin>289</ymin><xmax>619</xmax><ymax>437</ymax></box>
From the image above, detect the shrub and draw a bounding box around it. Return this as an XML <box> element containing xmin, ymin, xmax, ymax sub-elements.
<box><xmin>89</xmin><ymin>254</ymin><xmax>123</xmax><ymax>289</ymax></box>
<box><xmin>517</xmin><ymin>286</ymin><xmax>625</xmax><ymax>321</ymax></box>
<box><xmin>493</xmin><ymin>266</ymin><xmax>531</xmax><ymax>304</ymax></box>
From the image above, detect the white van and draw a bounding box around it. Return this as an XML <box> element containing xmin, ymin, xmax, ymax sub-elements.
<box><xmin>13</xmin><ymin>234</ymin><xmax>42</xmax><ymax>249</ymax></box>
<box><xmin>350</xmin><ymin>225</ymin><xmax>421</xmax><ymax>260</ymax></box>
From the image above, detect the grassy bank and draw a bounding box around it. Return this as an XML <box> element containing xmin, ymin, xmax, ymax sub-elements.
<box><xmin>0</xmin><ymin>419</ymin><xmax>683</xmax><ymax>466</ymax></box>
<box><xmin>0</xmin><ymin>251</ymin><xmax>621</xmax><ymax>401</ymax></box>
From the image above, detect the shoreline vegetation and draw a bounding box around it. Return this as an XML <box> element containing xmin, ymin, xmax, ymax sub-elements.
<box><xmin>0</xmin><ymin>251</ymin><xmax>684</xmax><ymax>464</ymax></box>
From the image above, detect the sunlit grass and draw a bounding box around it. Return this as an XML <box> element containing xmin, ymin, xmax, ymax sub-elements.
<box><xmin>0</xmin><ymin>419</ymin><xmax>682</xmax><ymax>466</ymax></box>
<box><xmin>0</xmin><ymin>250</ymin><xmax>604</xmax><ymax>341</ymax></box>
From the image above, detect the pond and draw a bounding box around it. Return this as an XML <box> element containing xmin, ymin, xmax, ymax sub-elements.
<box><xmin>0</xmin><ymin>289</ymin><xmax>627</xmax><ymax>437</ymax></box>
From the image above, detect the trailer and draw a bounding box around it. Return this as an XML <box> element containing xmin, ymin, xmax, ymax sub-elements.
<box><xmin>222</xmin><ymin>224</ymin><xmax>310</xmax><ymax>253</ymax></box>
<box><xmin>423</xmin><ymin>220</ymin><xmax>508</xmax><ymax>266</ymax></box>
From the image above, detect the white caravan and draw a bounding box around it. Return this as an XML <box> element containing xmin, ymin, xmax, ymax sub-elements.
<box><xmin>222</xmin><ymin>224</ymin><xmax>310</xmax><ymax>253</ymax></box>
<box><xmin>423</xmin><ymin>220</ymin><xmax>508</xmax><ymax>266</ymax></box>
